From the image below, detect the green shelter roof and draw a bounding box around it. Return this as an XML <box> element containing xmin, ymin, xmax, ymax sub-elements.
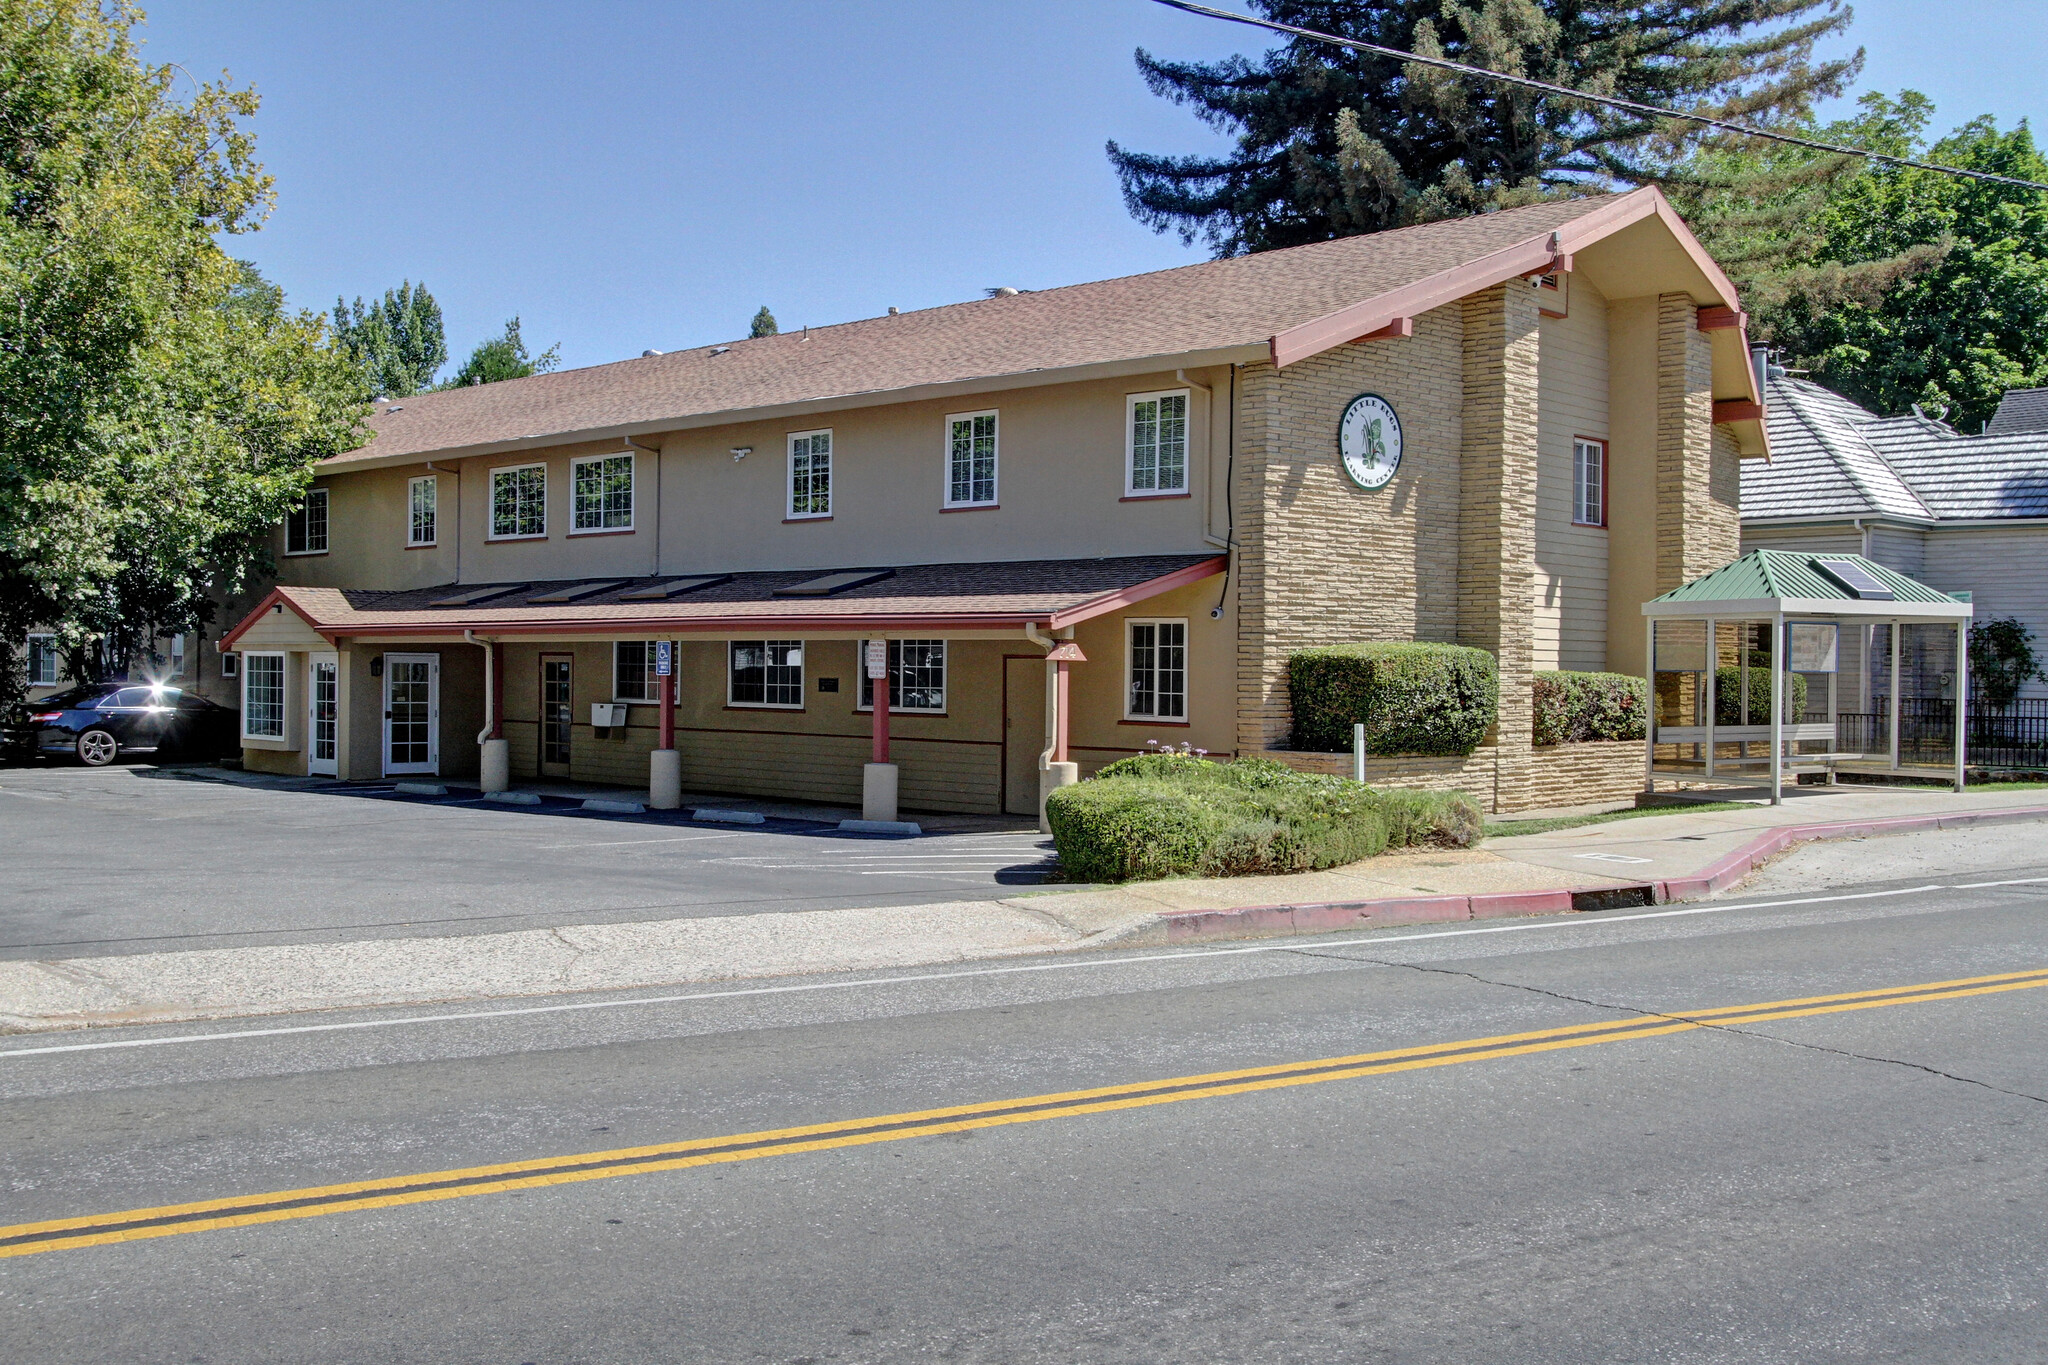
<box><xmin>1648</xmin><ymin>550</ymin><xmax>1966</xmax><ymax>608</ymax></box>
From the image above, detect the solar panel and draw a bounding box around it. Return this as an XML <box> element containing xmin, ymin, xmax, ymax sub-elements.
<box><xmin>1811</xmin><ymin>558</ymin><xmax>1895</xmax><ymax>600</ymax></box>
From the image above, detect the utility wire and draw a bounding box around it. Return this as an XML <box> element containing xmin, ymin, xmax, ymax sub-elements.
<box><xmin>1152</xmin><ymin>0</ymin><xmax>2048</xmax><ymax>193</ymax></box>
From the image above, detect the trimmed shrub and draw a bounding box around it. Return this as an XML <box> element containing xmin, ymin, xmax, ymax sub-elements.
<box><xmin>1713</xmin><ymin>666</ymin><xmax>1808</xmax><ymax>725</ymax></box>
<box><xmin>1047</xmin><ymin>755</ymin><xmax>1483</xmax><ymax>883</ymax></box>
<box><xmin>1532</xmin><ymin>671</ymin><xmax>1648</xmax><ymax>746</ymax></box>
<box><xmin>1289</xmin><ymin>642</ymin><xmax>1499</xmax><ymax>756</ymax></box>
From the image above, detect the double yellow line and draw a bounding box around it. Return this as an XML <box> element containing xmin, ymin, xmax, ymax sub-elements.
<box><xmin>6</xmin><ymin>967</ymin><xmax>2043</xmax><ymax>1260</ymax></box>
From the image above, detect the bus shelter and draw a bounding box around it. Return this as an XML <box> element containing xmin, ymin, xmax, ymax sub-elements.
<box><xmin>1642</xmin><ymin>550</ymin><xmax>1973</xmax><ymax>804</ymax></box>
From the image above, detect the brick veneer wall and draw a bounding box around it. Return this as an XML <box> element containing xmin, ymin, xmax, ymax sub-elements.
<box><xmin>1266</xmin><ymin>739</ymin><xmax>1642</xmax><ymax>814</ymax></box>
<box><xmin>1656</xmin><ymin>295</ymin><xmax>1739</xmax><ymax>591</ymax></box>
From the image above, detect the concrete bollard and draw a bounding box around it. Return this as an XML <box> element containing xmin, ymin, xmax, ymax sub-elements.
<box><xmin>649</xmin><ymin>748</ymin><xmax>682</xmax><ymax>810</ymax></box>
<box><xmin>1038</xmin><ymin>760</ymin><xmax>1079</xmax><ymax>834</ymax></box>
<box><xmin>480</xmin><ymin>738</ymin><xmax>510</xmax><ymax>794</ymax></box>
<box><xmin>863</xmin><ymin>762</ymin><xmax>899</xmax><ymax>823</ymax></box>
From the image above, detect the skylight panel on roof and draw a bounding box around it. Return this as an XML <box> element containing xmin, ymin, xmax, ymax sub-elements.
<box><xmin>528</xmin><ymin>581</ymin><xmax>626</xmax><ymax>604</ymax></box>
<box><xmin>429</xmin><ymin>584</ymin><xmax>529</xmax><ymax>607</ymax></box>
<box><xmin>617</xmin><ymin>575</ymin><xmax>734</xmax><ymax>601</ymax></box>
<box><xmin>1811</xmin><ymin>558</ymin><xmax>1895</xmax><ymax>600</ymax></box>
<box><xmin>772</xmin><ymin>569</ymin><xmax>895</xmax><ymax>598</ymax></box>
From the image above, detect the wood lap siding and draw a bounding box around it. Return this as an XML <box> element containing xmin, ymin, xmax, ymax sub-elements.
<box><xmin>1925</xmin><ymin>525</ymin><xmax>2048</xmax><ymax>700</ymax></box>
<box><xmin>1535</xmin><ymin>280</ymin><xmax>1610</xmax><ymax>671</ymax></box>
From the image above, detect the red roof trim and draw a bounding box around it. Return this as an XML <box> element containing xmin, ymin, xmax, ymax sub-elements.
<box><xmin>1046</xmin><ymin>555</ymin><xmax>1228</xmax><ymax>630</ymax></box>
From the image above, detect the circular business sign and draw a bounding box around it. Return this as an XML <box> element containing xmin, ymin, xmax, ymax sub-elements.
<box><xmin>1337</xmin><ymin>393</ymin><xmax>1403</xmax><ymax>490</ymax></box>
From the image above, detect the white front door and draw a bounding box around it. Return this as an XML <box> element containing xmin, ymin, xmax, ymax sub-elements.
<box><xmin>383</xmin><ymin>654</ymin><xmax>439</xmax><ymax>775</ymax></box>
<box><xmin>309</xmin><ymin>653</ymin><xmax>339</xmax><ymax>776</ymax></box>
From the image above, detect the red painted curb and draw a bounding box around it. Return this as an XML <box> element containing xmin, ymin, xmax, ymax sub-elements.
<box><xmin>1154</xmin><ymin>803</ymin><xmax>2048</xmax><ymax>947</ymax></box>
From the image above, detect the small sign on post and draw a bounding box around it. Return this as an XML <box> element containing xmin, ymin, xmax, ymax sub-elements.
<box><xmin>655</xmin><ymin>640</ymin><xmax>673</xmax><ymax>677</ymax></box>
<box><xmin>865</xmin><ymin>639</ymin><xmax>888</xmax><ymax>680</ymax></box>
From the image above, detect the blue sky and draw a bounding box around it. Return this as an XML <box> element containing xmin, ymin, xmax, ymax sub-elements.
<box><xmin>138</xmin><ymin>1</ymin><xmax>2047</xmax><ymax>376</ymax></box>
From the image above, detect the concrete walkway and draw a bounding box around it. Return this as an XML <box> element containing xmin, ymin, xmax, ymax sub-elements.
<box><xmin>5</xmin><ymin>782</ymin><xmax>2045</xmax><ymax>1033</ymax></box>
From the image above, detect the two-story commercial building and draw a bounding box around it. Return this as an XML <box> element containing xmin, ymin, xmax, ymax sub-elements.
<box><xmin>218</xmin><ymin>186</ymin><xmax>1765</xmax><ymax>816</ymax></box>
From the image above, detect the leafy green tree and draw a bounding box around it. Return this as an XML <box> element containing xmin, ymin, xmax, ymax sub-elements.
<box><xmin>1970</xmin><ymin>617</ymin><xmax>2046</xmax><ymax>710</ymax></box>
<box><xmin>443</xmin><ymin>317</ymin><xmax>561</xmax><ymax>388</ymax></box>
<box><xmin>750</xmin><ymin>306</ymin><xmax>779</xmax><ymax>338</ymax></box>
<box><xmin>334</xmin><ymin>280</ymin><xmax>446</xmax><ymax>397</ymax></box>
<box><xmin>1704</xmin><ymin>94</ymin><xmax>2048</xmax><ymax>432</ymax></box>
<box><xmin>1107</xmin><ymin>0</ymin><xmax>1860</xmax><ymax>255</ymax></box>
<box><xmin>0</xmin><ymin>0</ymin><xmax>365</xmax><ymax>695</ymax></box>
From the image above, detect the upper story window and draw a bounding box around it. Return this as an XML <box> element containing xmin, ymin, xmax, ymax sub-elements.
<box><xmin>408</xmin><ymin>476</ymin><xmax>437</xmax><ymax>547</ymax></box>
<box><xmin>573</xmin><ymin>453</ymin><xmax>634</xmax><ymax>532</ymax></box>
<box><xmin>613</xmin><ymin>640</ymin><xmax>661</xmax><ymax>702</ymax></box>
<box><xmin>285</xmin><ymin>488</ymin><xmax>329</xmax><ymax>555</ymax></box>
<box><xmin>946</xmin><ymin>410</ymin><xmax>998</xmax><ymax>508</ymax></box>
<box><xmin>26</xmin><ymin>634</ymin><xmax>58</xmax><ymax>687</ymax></box>
<box><xmin>221</xmin><ymin>650</ymin><xmax>239</xmax><ymax>679</ymax></box>
<box><xmin>729</xmin><ymin>640</ymin><xmax>803</xmax><ymax>708</ymax></box>
<box><xmin>858</xmin><ymin>639</ymin><xmax>946</xmax><ymax>713</ymax></box>
<box><xmin>1127</xmin><ymin>390</ymin><xmax>1189</xmax><ymax>496</ymax></box>
<box><xmin>1126</xmin><ymin>618</ymin><xmax>1188</xmax><ymax>721</ymax></box>
<box><xmin>788</xmin><ymin>430</ymin><xmax>832</xmax><ymax>520</ymax></box>
<box><xmin>491</xmin><ymin>463</ymin><xmax>547</xmax><ymax>539</ymax></box>
<box><xmin>242</xmin><ymin>653</ymin><xmax>285</xmax><ymax>738</ymax></box>
<box><xmin>1572</xmin><ymin>438</ymin><xmax>1607</xmax><ymax>527</ymax></box>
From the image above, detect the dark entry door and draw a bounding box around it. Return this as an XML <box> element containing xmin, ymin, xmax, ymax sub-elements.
<box><xmin>1002</xmin><ymin>656</ymin><xmax>1047</xmax><ymax>817</ymax></box>
<box><xmin>540</xmin><ymin>655</ymin><xmax>573</xmax><ymax>778</ymax></box>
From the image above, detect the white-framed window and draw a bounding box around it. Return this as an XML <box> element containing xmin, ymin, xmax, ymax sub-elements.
<box><xmin>728</xmin><ymin>640</ymin><xmax>803</xmax><ymax>708</ymax></box>
<box><xmin>241</xmin><ymin>652</ymin><xmax>286</xmax><ymax>738</ymax></box>
<box><xmin>945</xmin><ymin>410</ymin><xmax>998</xmax><ymax>507</ymax></box>
<box><xmin>572</xmin><ymin>453</ymin><xmax>634</xmax><ymax>532</ymax></box>
<box><xmin>787</xmin><ymin>430</ymin><xmax>832</xmax><ymax>519</ymax></box>
<box><xmin>613</xmin><ymin>640</ymin><xmax>662</xmax><ymax>702</ymax></box>
<box><xmin>221</xmin><ymin>650</ymin><xmax>239</xmax><ymax>679</ymax></box>
<box><xmin>1126</xmin><ymin>618</ymin><xmax>1188</xmax><ymax>720</ymax></box>
<box><xmin>490</xmin><ymin>463</ymin><xmax>547</xmax><ymax>539</ymax></box>
<box><xmin>1572</xmin><ymin>437</ymin><xmax>1607</xmax><ymax>527</ymax></box>
<box><xmin>857</xmin><ymin>640</ymin><xmax>946</xmax><ymax>713</ymax></box>
<box><xmin>26</xmin><ymin>634</ymin><xmax>58</xmax><ymax>687</ymax></box>
<box><xmin>285</xmin><ymin>488</ymin><xmax>329</xmax><ymax>555</ymax></box>
<box><xmin>1127</xmin><ymin>389</ymin><xmax>1189</xmax><ymax>496</ymax></box>
<box><xmin>168</xmin><ymin>633</ymin><xmax>185</xmax><ymax>678</ymax></box>
<box><xmin>408</xmin><ymin>475</ymin><xmax>437</xmax><ymax>546</ymax></box>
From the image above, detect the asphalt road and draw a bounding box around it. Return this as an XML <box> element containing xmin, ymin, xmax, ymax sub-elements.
<box><xmin>0</xmin><ymin>764</ymin><xmax>1055</xmax><ymax>959</ymax></box>
<box><xmin>4</xmin><ymin>860</ymin><xmax>2045</xmax><ymax>1362</ymax></box>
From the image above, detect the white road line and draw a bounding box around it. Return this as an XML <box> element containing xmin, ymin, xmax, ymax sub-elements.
<box><xmin>0</xmin><ymin>882</ymin><xmax>1971</xmax><ymax>1061</ymax></box>
<box><xmin>532</xmin><ymin>834</ymin><xmax>744</xmax><ymax>850</ymax></box>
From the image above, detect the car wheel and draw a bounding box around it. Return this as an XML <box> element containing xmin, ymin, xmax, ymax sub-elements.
<box><xmin>75</xmin><ymin>729</ymin><xmax>119</xmax><ymax>767</ymax></box>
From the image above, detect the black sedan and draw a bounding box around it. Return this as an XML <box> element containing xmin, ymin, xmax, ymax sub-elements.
<box><xmin>7</xmin><ymin>684</ymin><xmax>240</xmax><ymax>766</ymax></box>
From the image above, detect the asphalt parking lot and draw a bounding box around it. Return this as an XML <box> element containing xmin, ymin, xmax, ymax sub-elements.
<box><xmin>0</xmin><ymin>764</ymin><xmax>1059</xmax><ymax>960</ymax></box>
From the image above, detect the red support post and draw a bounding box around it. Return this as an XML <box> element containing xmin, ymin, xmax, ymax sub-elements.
<box><xmin>1053</xmin><ymin>661</ymin><xmax>1071</xmax><ymax>764</ymax></box>
<box><xmin>489</xmin><ymin>642</ymin><xmax>505</xmax><ymax>740</ymax></box>
<box><xmin>872</xmin><ymin>671</ymin><xmax>890</xmax><ymax>763</ymax></box>
<box><xmin>658</xmin><ymin>660</ymin><xmax>675</xmax><ymax>750</ymax></box>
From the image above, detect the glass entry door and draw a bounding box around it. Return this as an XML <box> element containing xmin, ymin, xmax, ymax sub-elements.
<box><xmin>309</xmin><ymin>654</ymin><xmax>338</xmax><ymax>776</ymax></box>
<box><xmin>383</xmin><ymin>654</ymin><xmax>439</xmax><ymax>775</ymax></box>
<box><xmin>540</xmin><ymin>655</ymin><xmax>573</xmax><ymax>778</ymax></box>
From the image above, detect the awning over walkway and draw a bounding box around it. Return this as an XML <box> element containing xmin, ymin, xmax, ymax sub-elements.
<box><xmin>220</xmin><ymin>552</ymin><xmax>1227</xmax><ymax>649</ymax></box>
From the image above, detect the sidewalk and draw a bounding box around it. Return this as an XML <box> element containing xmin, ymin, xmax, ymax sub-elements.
<box><xmin>5</xmin><ymin>782</ymin><xmax>2045</xmax><ymax>1033</ymax></box>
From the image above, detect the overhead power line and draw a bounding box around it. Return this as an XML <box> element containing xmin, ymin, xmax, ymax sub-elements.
<box><xmin>1151</xmin><ymin>0</ymin><xmax>2048</xmax><ymax>193</ymax></box>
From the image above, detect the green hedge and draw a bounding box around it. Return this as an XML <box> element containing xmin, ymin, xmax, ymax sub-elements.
<box><xmin>1045</xmin><ymin>754</ymin><xmax>1483</xmax><ymax>883</ymax></box>
<box><xmin>1532</xmin><ymin>671</ymin><xmax>1648</xmax><ymax>746</ymax></box>
<box><xmin>1288</xmin><ymin>642</ymin><xmax>1499</xmax><ymax>756</ymax></box>
<box><xmin>1713</xmin><ymin>666</ymin><xmax>1808</xmax><ymax>725</ymax></box>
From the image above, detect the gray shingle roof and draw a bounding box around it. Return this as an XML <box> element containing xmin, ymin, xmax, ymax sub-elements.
<box><xmin>1748</xmin><ymin>377</ymin><xmax>2048</xmax><ymax>522</ymax></box>
<box><xmin>1986</xmin><ymin>386</ymin><xmax>2048</xmax><ymax>435</ymax></box>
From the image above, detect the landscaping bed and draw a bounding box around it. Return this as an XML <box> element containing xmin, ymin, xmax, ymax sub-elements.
<box><xmin>1045</xmin><ymin>753</ymin><xmax>1482</xmax><ymax>884</ymax></box>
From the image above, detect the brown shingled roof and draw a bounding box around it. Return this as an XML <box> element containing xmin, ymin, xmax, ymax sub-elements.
<box><xmin>335</xmin><ymin>194</ymin><xmax>1652</xmax><ymax>469</ymax></box>
<box><xmin>221</xmin><ymin>554</ymin><xmax>1227</xmax><ymax>649</ymax></box>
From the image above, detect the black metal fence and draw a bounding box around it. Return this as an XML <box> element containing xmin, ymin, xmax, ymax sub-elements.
<box><xmin>1836</xmin><ymin>697</ymin><xmax>2048</xmax><ymax>769</ymax></box>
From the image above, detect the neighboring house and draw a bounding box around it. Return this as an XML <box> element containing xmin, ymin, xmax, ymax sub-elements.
<box><xmin>218</xmin><ymin>187</ymin><xmax>1765</xmax><ymax>814</ymax></box>
<box><xmin>1743</xmin><ymin>376</ymin><xmax>2048</xmax><ymax>708</ymax></box>
<box><xmin>21</xmin><ymin>624</ymin><xmax>246</xmax><ymax>711</ymax></box>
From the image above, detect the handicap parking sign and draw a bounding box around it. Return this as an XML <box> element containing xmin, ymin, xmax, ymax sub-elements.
<box><xmin>655</xmin><ymin>640</ymin><xmax>672</xmax><ymax>677</ymax></box>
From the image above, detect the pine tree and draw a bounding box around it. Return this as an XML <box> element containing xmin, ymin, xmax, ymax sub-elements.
<box><xmin>333</xmin><ymin>281</ymin><xmax>447</xmax><ymax>397</ymax></box>
<box><xmin>1108</xmin><ymin>0</ymin><xmax>1861</xmax><ymax>256</ymax></box>
<box><xmin>750</xmin><ymin>306</ymin><xmax>779</xmax><ymax>338</ymax></box>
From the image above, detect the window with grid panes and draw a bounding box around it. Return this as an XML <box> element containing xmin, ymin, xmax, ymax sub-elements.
<box><xmin>409</xmin><ymin>476</ymin><xmax>437</xmax><ymax>545</ymax></box>
<box><xmin>242</xmin><ymin>654</ymin><xmax>285</xmax><ymax>737</ymax></box>
<box><xmin>491</xmin><ymin>464</ymin><xmax>547</xmax><ymax>537</ymax></box>
<box><xmin>26</xmin><ymin>634</ymin><xmax>57</xmax><ymax>686</ymax></box>
<box><xmin>573</xmin><ymin>454</ymin><xmax>633</xmax><ymax>531</ymax></box>
<box><xmin>947</xmin><ymin>412</ymin><xmax>997</xmax><ymax>506</ymax></box>
<box><xmin>1126</xmin><ymin>620</ymin><xmax>1187</xmax><ymax>719</ymax></box>
<box><xmin>286</xmin><ymin>488</ymin><xmax>328</xmax><ymax>554</ymax></box>
<box><xmin>1572</xmin><ymin>439</ymin><xmax>1606</xmax><ymax>526</ymax></box>
<box><xmin>788</xmin><ymin>431</ymin><xmax>831</xmax><ymax>518</ymax></box>
<box><xmin>858</xmin><ymin>640</ymin><xmax>945</xmax><ymax>712</ymax></box>
<box><xmin>1128</xmin><ymin>391</ymin><xmax>1188</xmax><ymax>493</ymax></box>
<box><xmin>728</xmin><ymin>641</ymin><xmax>804</xmax><ymax>707</ymax></box>
<box><xmin>613</xmin><ymin>641</ymin><xmax>660</xmax><ymax>701</ymax></box>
